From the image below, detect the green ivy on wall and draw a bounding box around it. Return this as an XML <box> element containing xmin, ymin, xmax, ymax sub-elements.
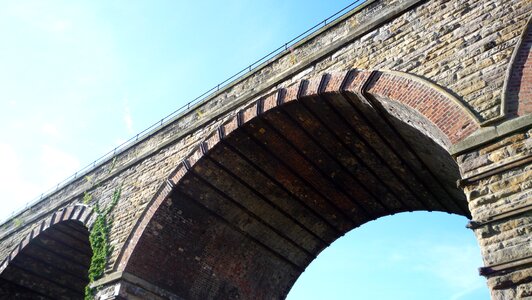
<box><xmin>85</xmin><ymin>185</ymin><xmax>122</xmax><ymax>300</ymax></box>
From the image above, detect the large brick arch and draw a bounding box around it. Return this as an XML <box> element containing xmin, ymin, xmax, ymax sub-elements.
<box><xmin>0</xmin><ymin>204</ymin><xmax>93</xmax><ymax>299</ymax></box>
<box><xmin>117</xmin><ymin>69</ymin><xmax>481</xmax><ymax>299</ymax></box>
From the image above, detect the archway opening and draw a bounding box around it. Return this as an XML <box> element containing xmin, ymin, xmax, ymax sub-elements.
<box><xmin>122</xmin><ymin>71</ymin><xmax>480</xmax><ymax>299</ymax></box>
<box><xmin>287</xmin><ymin>212</ymin><xmax>488</xmax><ymax>299</ymax></box>
<box><xmin>0</xmin><ymin>220</ymin><xmax>91</xmax><ymax>299</ymax></box>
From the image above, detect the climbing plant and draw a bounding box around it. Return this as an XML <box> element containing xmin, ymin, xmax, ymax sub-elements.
<box><xmin>85</xmin><ymin>185</ymin><xmax>122</xmax><ymax>300</ymax></box>
<box><xmin>82</xmin><ymin>191</ymin><xmax>93</xmax><ymax>204</ymax></box>
<box><xmin>13</xmin><ymin>218</ymin><xmax>22</xmax><ymax>228</ymax></box>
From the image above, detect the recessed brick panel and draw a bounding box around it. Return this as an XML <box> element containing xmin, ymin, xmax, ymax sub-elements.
<box><xmin>363</xmin><ymin>71</ymin><xmax>480</xmax><ymax>144</ymax></box>
<box><xmin>506</xmin><ymin>20</ymin><xmax>532</xmax><ymax>116</ymax></box>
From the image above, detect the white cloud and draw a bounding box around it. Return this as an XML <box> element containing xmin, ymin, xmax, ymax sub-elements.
<box><xmin>41</xmin><ymin>122</ymin><xmax>61</xmax><ymax>138</ymax></box>
<box><xmin>115</xmin><ymin>138</ymin><xmax>127</xmax><ymax>147</ymax></box>
<box><xmin>39</xmin><ymin>144</ymin><xmax>80</xmax><ymax>188</ymax></box>
<box><xmin>380</xmin><ymin>234</ymin><xmax>486</xmax><ymax>299</ymax></box>
<box><xmin>4</xmin><ymin>0</ymin><xmax>72</xmax><ymax>34</ymax></box>
<box><xmin>50</xmin><ymin>19</ymin><xmax>71</xmax><ymax>33</ymax></box>
<box><xmin>0</xmin><ymin>144</ymin><xmax>41</xmax><ymax>220</ymax></box>
<box><xmin>124</xmin><ymin>104</ymin><xmax>134</xmax><ymax>134</ymax></box>
<box><xmin>0</xmin><ymin>144</ymin><xmax>82</xmax><ymax>221</ymax></box>
<box><xmin>410</xmin><ymin>243</ymin><xmax>486</xmax><ymax>299</ymax></box>
<box><xmin>449</xmin><ymin>283</ymin><xmax>485</xmax><ymax>300</ymax></box>
<box><xmin>422</xmin><ymin>244</ymin><xmax>483</xmax><ymax>290</ymax></box>
<box><xmin>388</xmin><ymin>252</ymin><xmax>407</xmax><ymax>263</ymax></box>
<box><xmin>0</xmin><ymin>143</ymin><xmax>21</xmax><ymax>184</ymax></box>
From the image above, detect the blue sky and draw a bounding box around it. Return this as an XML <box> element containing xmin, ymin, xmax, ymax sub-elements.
<box><xmin>0</xmin><ymin>1</ymin><xmax>488</xmax><ymax>299</ymax></box>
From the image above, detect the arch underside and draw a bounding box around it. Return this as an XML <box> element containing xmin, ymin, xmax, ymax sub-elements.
<box><xmin>125</xmin><ymin>86</ymin><xmax>472</xmax><ymax>299</ymax></box>
<box><xmin>0</xmin><ymin>220</ymin><xmax>91</xmax><ymax>300</ymax></box>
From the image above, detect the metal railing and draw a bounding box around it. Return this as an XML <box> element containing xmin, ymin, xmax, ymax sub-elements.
<box><xmin>1</xmin><ymin>0</ymin><xmax>367</xmax><ymax>225</ymax></box>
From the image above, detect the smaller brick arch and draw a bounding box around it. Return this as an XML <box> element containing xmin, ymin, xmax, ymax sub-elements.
<box><xmin>0</xmin><ymin>204</ymin><xmax>93</xmax><ymax>299</ymax></box>
<box><xmin>360</xmin><ymin>70</ymin><xmax>480</xmax><ymax>145</ymax></box>
<box><xmin>503</xmin><ymin>15</ymin><xmax>532</xmax><ymax>117</ymax></box>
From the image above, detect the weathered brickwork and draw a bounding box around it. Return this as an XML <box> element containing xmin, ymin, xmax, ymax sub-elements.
<box><xmin>0</xmin><ymin>0</ymin><xmax>531</xmax><ymax>299</ymax></box>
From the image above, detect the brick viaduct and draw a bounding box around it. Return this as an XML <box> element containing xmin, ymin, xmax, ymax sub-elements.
<box><xmin>0</xmin><ymin>0</ymin><xmax>531</xmax><ymax>299</ymax></box>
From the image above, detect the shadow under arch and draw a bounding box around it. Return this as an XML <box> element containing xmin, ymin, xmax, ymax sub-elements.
<box><xmin>118</xmin><ymin>69</ymin><xmax>481</xmax><ymax>299</ymax></box>
<box><xmin>0</xmin><ymin>205</ymin><xmax>93</xmax><ymax>299</ymax></box>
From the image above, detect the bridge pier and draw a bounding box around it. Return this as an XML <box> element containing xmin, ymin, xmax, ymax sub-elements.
<box><xmin>455</xmin><ymin>117</ymin><xmax>532</xmax><ymax>299</ymax></box>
